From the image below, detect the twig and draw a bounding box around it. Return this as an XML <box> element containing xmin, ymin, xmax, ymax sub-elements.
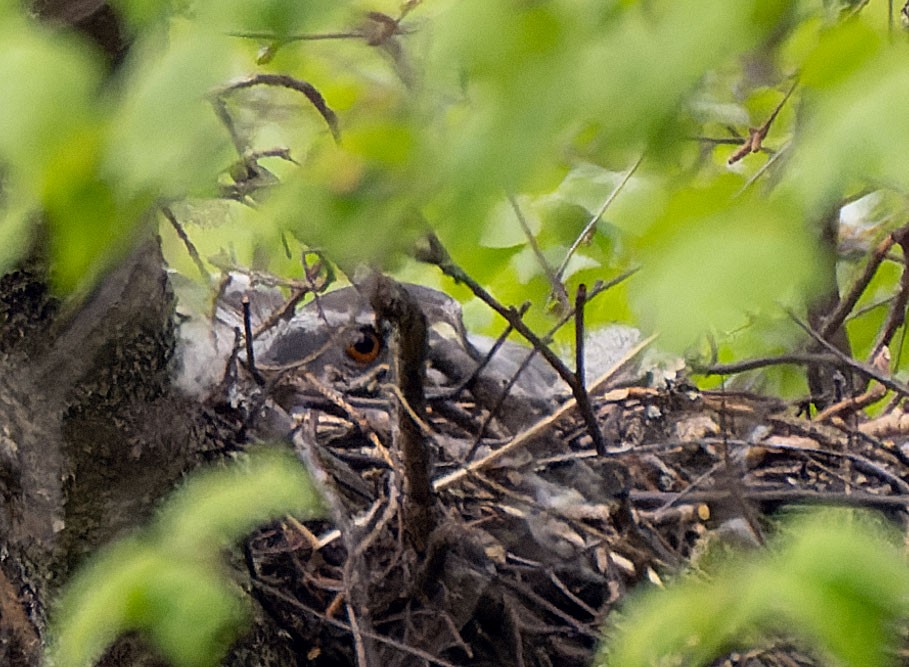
<box><xmin>241</xmin><ymin>296</ymin><xmax>264</xmax><ymax>384</ymax></box>
<box><xmin>499</xmin><ymin>577</ymin><xmax>600</xmax><ymax>639</ymax></box>
<box><xmin>453</xmin><ymin>301</ymin><xmax>530</xmax><ymax>400</ymax></box>
<box><xmin>213</xmin><ymin>74</ymin><xmax>340</xmax><ymax>148</ymax></box>
<box><xmin>161</xmin><ymin>206</ymin><xmax>208</xmax><ymax>279</ymax></box>
<box><xmin>695</xmin><ymin>352</ymin><xmax>845</xmax><ymax>376</ymax></box>
<box><xmin>456</xmin><ymin>267</ymin><xmax>634</xmax><ymax>460</ymax></box>
<box><xmin>728</xmin><ymin>81</ymin><xmax>797</xmax><ymax>165</ymax></box>
<box><xmin>761</xmin><ymin>438</ymin><xmax>909</xmax><ymax>493</ymax></box>
<box><xmin>813</xmin><ymin>372</ymin><xmax>888</xmax><ymax>423</ymax></box>
<box><xmin>432</xmin><ymin>334</ymin><xmax>657</xmax><ymax>490</ymax></box>
<box><xmin>416</xmin><ymin>233</ymin><xmax>607</xmax><ymax>455</ymax></box>
<box><xmin>872</xmin><ymin>225</ymin><xmax>909</xmax><ymax>357</ymax></box>
<box><xmin>819</xmin><ymin>232</ymin><xmax>897</xmax><ymax>341</ymax></box>
<box><xmin>250</xmin><ymin>581</ymin><xmax>461</xmax><ymax>667</ymax></box>
<box><xmin>574</xmin><ymin>283</ymin><xmax>587</xmax><ymax>387</ymax></box>
<box><xmin>789</xmin><ymin>312</ymin><xmax>909</xmax><ymax>399</ymax></box>
<box><xmin>734</xmin><ymin>140</ymin><xmax>790</xmax><ymax>197</ymax></box>
<box><xmin>555</xmin><ymin>155</ymin><xmax>643</xmax><ymax>283</ymax></box>
<box><xmin>690</xmin><ymin>136</ymin><xmax>750</xmax><ymax>146</ymax></box>
<box><xmin>630</xmin><ymin>488</ymin><xmax>909</xmax><ymax>511</ymax></box>
<box><xmin>228</xmin><ymin>30</ymin><xmax>362</xmax><ymax>42</ymax></box>
<box><xmin>547</xmin><ymin>570</ymin><xmax>599</xmax><ymax>618</ymax></box>
<box><xmin>251</xmin><ymin>287</ymin><xmax>310</xmax><ymax>338</ymax></box>
<box><xmin>509</xmin><ymin>194</ymin><xmax>568</xmax><ymax>311</ymax></box>
<box><xmin>228</xmin><ymin>3</ymin><xmax>418</xmax><ymax>46</ymax></box>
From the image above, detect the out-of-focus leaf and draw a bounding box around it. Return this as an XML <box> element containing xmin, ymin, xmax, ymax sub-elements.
<box><xmin>800</xmin><ymin>19</ymin><xmax>880</xmax><ymax>89</ymax></box>
<box><xmin>110</xmin><ymin>0</ymin><xmax>180</xmax><ymax>29</ymax></box>
<box><xmin>46</xmin><ymin>176</ymin><xmax>152</xmax><ymax>291</ymax></box>
<box><xmin>0</xmin><ymin>19</ymin><xmax>101</xmax><ymax>197</ymax></box>
<box><xmin>48</xmin><ymin>449</ymin><xmax>323</xmax><ymax>667</ymax></box>
<box><xmin>49</xmin><ymin>540</ymin><xmax>250</xmax><ymax>667</ymax></box>
<box><xmin>600</xmin><ymin>510</ymin><xmax>909</xmax><ymax>667</ymax></box>
<box><xmin>787</xmin><ymin>27</ymin><xmax>909</xmax><ymax>213</ymax></box>
<box><xmin>198</xmin><ymin>0</ymin><xmax>343</xmax><ymax>37</ymax></box>
<box><xmin>626</xmin><ymin>180</ymin><xmax>821</xmax><ymax>352</ymax></box>
<box><xmin>0</xmin><ymin>185</ymin><xmax>39</xmax><ymax>276</ymax></box>
<box><xmin>156</xmin><ymin>448</ymin><xmax>325</xmax><ymax>554</ymax></box>
<box><xmin>103</xmin><ymin>28</ymin><xmax>238</xmax><ymax>200</ymax></box>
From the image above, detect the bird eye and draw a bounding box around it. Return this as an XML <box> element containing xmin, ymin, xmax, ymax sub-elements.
<box><xmin>345</xmin><ymin>326</ymin><xmax>382</xmax><ymax>365</ymax></box>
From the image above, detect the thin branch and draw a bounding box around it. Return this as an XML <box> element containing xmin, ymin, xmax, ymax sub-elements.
<box><xmin>433</xmin><ymin>335</ymin><xmax>657</xmax><ymax>491</ymax></box>
<box><xmin>462</xmin><ymin>278</ymin><xmax>621</xmax><ymax>461</ymax></box>
<box><xmin>161</xmin><ymin>206</ymin><xmax>208</xmax><ymax>279</ymax></box>
<box><xmin>228</xmin><ymin>30</ymin><xmax>363</xmax><ymax>42</ymax></box>
<box><xmin>728</xmin><ymin>80</ymin><xmax>797</xmax><ymax>165</ymax></box>
<box><xmin>790</xmin><ymin>312</ymin><xmax>909</xmax><ymax>399</ymax></box>
<box><xmin>416</xmin><ymin>233</ymin><xmax>606</xmax><ymax>455</ymax></box>
<box><xmin>508</xmin><ymin>194</ymin><xmax>568</xmax><ymax>311</ymax></box>
<box><xmin>813</xmin><ymin>381</ymin><xmax>887</xmax><ymax>423</ymax></box>
<box><xmin>215</xmin><ymin>74</ymin><xmax>340</xmax><ymax>144</ymax></box>
<box><xmin>555</xmin><ymin>155</ymin><xmax>643</xmax><ymax>282</ymax></box>
<box><xmin>574</xmin><ymin>283</ymin><xmax>587</xmax><ymax>388</ymax></box>
<box><xmin>690</xmin><ymin>136</ymin><xmax>752</xmax><ymax>146</ymax></box>
<box><xmin>455</xmin><ymin>301</ymin><xmax>530</xmax><ymax>400</ymax></box>
<box><xmin>734</xmin><ymin>140</ymin><xmax>790</xmax><ymax>197</ymax></box>
<box><xmin>630</xmin><ymin>488</ymin><xmax>909</xmax><ymax>511</ymax></box>
<box><xmin>461</xmin><ymin>332</ymin><xmax>548</xmax><ymax>463</ymax></box>
<box><xmin>872</xmin><ymin>224</ymin><xmax>909</xmax><ymax>357</ymax></box>
<box><xmin>820</xmin><ymin>232</ymin><xmax>898</xmax><ymax>341</ymax></box>
<box><xmin>695</xmin><ymin>352</ymin><xmax>846</xmax><ymax>376</ymax></box>
<box><xmin>242</xmin><ymin>296</ymin><xmax>264</xmax><ymax>385</ymax></box>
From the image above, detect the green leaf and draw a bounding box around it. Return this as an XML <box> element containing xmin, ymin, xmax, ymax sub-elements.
<box><xmin>103</xmin><ymin>28</ymin><xmax>237</xmax><ymax>200</ymax></box>
<box><xmin>157</xmin><ymin>448</ymin><xmax>325</xmax><ymax>554</ymax></box>
<box><xmin>0</xmin><ymin>22</ymin><xmax>102</xmax><ymax>191</ymax></box>
<box><xmin>787</xmin><ymin>30</ymin><xmax>909</xmax><ymax>213</ymax></box>
<box><xmin>47</xmin><ymin>449</ymin><xmax>323</xmax><ymax>667</ymax></box>
<box><xmin>600</xmin><ymin>510</ymin><xmax>909</xmax><ymax>667</ymax></box>
<box><xmin>627</xmin><ymin>180</ymin><xmax>821</xmax><ymax>352</ymax></box>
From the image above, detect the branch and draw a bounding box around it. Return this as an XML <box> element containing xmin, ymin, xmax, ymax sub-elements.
<box><xmin>819</xmin><ymin>232</ymin><xmax>897</xmax><ymax>341</ymax></box>
<box><xmin>695</xmin><ymin>352</ymin><xmax>846</xmax><ymax>376</ymax></box>
<box><xmin>363</xmin><ymin>274</ymin><xmax>434</xmax><ymax>553</ymax></box>
<box><xmin>872</xmin><ymin>224</ymin><xmax>909</xmax><ymax>357</ymax></box>
<box><xmin>790</xmin><ymin>312</ymin><xmax>909</xmax><ymax>399</ymax></box>
<box><xmin>727</xmin><ymin>80</ymin><xmax>797</xmax><ymax>165</ymax></box>
<box><xmin>555</xmin><ymin>154</ymin><xmax>643</xmax><ymax>285</ymax></box>
<box><xmin>508</xmin><ymin>194</ymin><xmax>568</xmax><ymax>311</ymax></box>
<box><xmin>213</xmin><ymin>74</ymin><xmax>340</xmax><ymax>152</ymax></box>
<box><xmin>415</xmin><ymin>233</ymin><xmax>607</xmax><ymax>454</ymax></box>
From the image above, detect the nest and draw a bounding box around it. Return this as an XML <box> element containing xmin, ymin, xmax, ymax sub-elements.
<box><xmin>230</xmin><ymin>328</ymin><xmax>909</xmax><ymax>667</ymax></box>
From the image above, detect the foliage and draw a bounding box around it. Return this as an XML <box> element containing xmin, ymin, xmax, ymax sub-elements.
<box><xmin>0</xmin><ymin>2</ymin><xmax>906</xmax><ymax>666</ymax></box>
<box><xmin>45</xmin><ymin>449</ymin><xmax>325</xmax><ymax>667</ymax></box>
<box><xmin>0</xmin><ymin>0</ymin><xmax>906</xmax><ymax>393</ymax></box>
<box><xmin>599</xmin><ymin>509</ymin><xmax>909</xmax><ymax>667</ymax></box>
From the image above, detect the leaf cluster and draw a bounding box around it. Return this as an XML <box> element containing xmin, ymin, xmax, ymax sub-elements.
<box><xmin>46</xmin><ymin>449</ymin><xmax>324</xmax><ymax>667</ymax></box>
<box><xmin>600</xmin><ymin>509</ymin><xmax>909</xmax><ymax>667</ymax></box>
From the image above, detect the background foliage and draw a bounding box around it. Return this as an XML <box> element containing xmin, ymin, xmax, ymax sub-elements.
<box><xmin>5</xmin><ymin>1</ymin><xmax>909</xmax><ymax>663</ymax></box>
<box><xmin>600</xmin><ymin>509</ymin><xmax>909</xmax><ymax>667</ymax></box>
<box><xmin>4</xmin><ymin>0</ymin><xmax>908</xmax><ymax>401</ymax></box>
<box><xmin>47</xmin><ymin>449</ymin><xmax>324</xmax><ymax>667</ymax></box>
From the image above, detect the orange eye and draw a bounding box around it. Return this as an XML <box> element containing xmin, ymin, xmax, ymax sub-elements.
<box><xmin>345</xmin><ymin>327</ymin><xmax>382</xmax><ymax>365</ymax></box>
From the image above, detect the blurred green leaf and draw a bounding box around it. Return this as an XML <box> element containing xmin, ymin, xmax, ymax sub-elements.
<box><xmin>104</xmin><ymin>28</ymin><xmax>237</xmax><ymax>200</ymax></box>
<box><xmin>600</xmin><ymin>510</ymin><xmax>909</xmax><ymax>667</ymax></box>
<box><xmin>787</xmin><ymin>18</ymin><xmax>909</xmax><ymax>213</ymax></box>
<box><xmin>157</xmin><ymin>448</ymin><xmax>325</xmax><ymax>554</ymax></box>
<box><xmin>0</xmin><ymin>21</ymin><xmax>102</xmax><ymax>190</ymax></box>
<box><xmin>48</xmin><ymin>449</ymin><xmax>323</xmax><ymax>667</ymax></box>
<box><xmin>626</xmin><ymin>181</ymin><xmax>821</xmax><ymax>352</ymax></box>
